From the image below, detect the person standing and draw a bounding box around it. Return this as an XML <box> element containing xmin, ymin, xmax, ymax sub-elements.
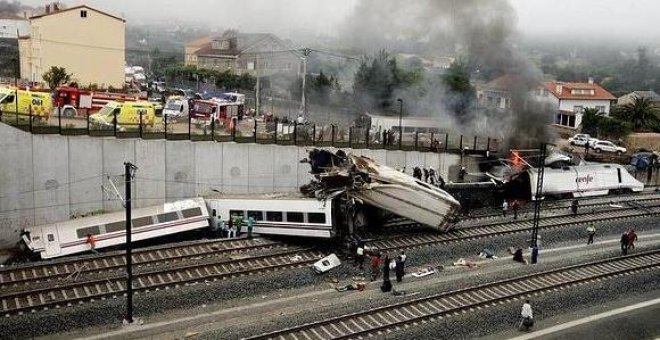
<box><xmin>395</xmin><ymin>256</ymin><xmax>405</xmax><ymax>282</ymax></box>
<box><xmin>382</xmin><ymin>255</ymin><xmax>391</xmax><ymax>282</ymax></box>
<box><xmin>247</xmin><ymin>216</ymin><xmax>255</xmax><ymax>239</ymax></box>
<box><xmin>571</xmin><ymin>199</ymin><xmax>579</xmax><ymax>216</ymax></box>
<box><xmin>227</xmin><ymin>217</ymin><xmax>234</xmax><ymax>238</ymax></box>
<box><xmin>586</xmin><ymin>224</ymin><xmax>596</xmax><ymax>245</ymax></box>
<box><xmin>382</xmin><ymin>129</ymin><xmax>388</xmax><ymax>146</ymax></box>
<box><xmin>370</xmin><ymin>253</ymin><xmax>381</xmax><ymax>282</ymax></box>
<box><xmin>620</xmin><ymin>231</ymin><xmax>629</xmax><ymax>255</ymax></box>
<box><xmin>354</xmin><ymin>241</ymin><xmax>365</xmax><ymax>269</ymax></box>
<box><xmin>86</xmin><ymin>234</ymin><xmax>98</xmax><ymax>254</ymax></box>
<box><xmin>423</xmin><ymin>168</ymin><xmax>430</xmax><ymax>183</ymax></box>
<box><xmin>627</xmin><ymin>228</ymin><xmax>638</xmax><ymax>250</ymax></box>
<box><xmin>512</xmin><ymin>201</ymin><xmax>519</xmax><ymax>220</ymax></box>
<box><xmin>502</xmin><ymin>200</ymin><xmax>509</xmax><ymax>218</ymax></box>
<box><xmin>235</xmin><ymin>215</ymin><xmax>244</xmax><ymax>236</ymax></box>
<box><xmin>429</xmin><ymin>167</ymin><xmax>437</xmax><ymax>185</ymax></box>
<box><xmin>519</xmin><ymin>300</ymin><xmax>534</xmax><ymax>331</ymax></box>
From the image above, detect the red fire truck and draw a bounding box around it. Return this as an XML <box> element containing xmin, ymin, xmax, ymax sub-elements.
<box><xmin>189</xmin><ymin>93</ymin><xmax>245</xmax><ymax>128</ymax></box>
<box><xmin>54</xmin><ymin>86</ymin><xmax>146</xmax><ymax>117</ymax></box>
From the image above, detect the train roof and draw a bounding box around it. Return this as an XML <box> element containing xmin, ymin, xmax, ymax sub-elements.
<box><xmin>204</xmin><ymin>192</ymin><xmax>315</xmax><ymax>200</ymax></box>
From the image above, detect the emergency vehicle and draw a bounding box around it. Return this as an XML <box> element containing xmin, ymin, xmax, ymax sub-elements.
<box><xmin>162</xmin><ymin>95</ymin><xmax>190</xmax><ymax>122</ymax></box>
<box><xmin>54</xmin><ymin>86</ymin><xmax>145</xmax><ymax>117</ymax></box>
<box><xmin>189</xmin><ymin>93</ymin><xmax>245</xmax><ymax>127</ymax></box>
<box><xmin>89</xmin><ymin>101</ymin><xmax>157</xmax><ymax>130</ymax></box>
<box><xmin>0</xmin><ymin>86</ymin><xmax>53</xmax><ymax>120</ymax></box>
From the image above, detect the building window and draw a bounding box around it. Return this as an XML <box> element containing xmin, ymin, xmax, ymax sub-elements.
<box><xmin>80</xmin><ymin>10</ymin><xmax>87</xmax><ymax>18</ymax></box>
<box><xmin>247</xmin><ymin>62</ymin><xmax>255</xmax><ymax>70</ymax></box>
<box><xmin>573</xmin><ymin>106</ymin><xmax>583</xmax><ymax>113</ymax></box>
<box><xmin>595</xmin><ymin>105</ymin><xmax>606</xmax><ymax>113</ymax></box>
<box><xmin>225</xmin><ymin>60</ymin><xmax>231</xmax><ymax>69</ymax></box>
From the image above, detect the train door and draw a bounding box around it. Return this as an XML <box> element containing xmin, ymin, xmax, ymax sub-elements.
<box><xmin>42</xmin><ymin>225</ymin><xmax>61</xmax><ymax>257</ymax></box>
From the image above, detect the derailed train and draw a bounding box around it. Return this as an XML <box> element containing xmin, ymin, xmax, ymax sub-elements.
<box><xmin>19</xmin><ymin>149</ymin><xmax>462</xmax><ymax>260</ymax></box>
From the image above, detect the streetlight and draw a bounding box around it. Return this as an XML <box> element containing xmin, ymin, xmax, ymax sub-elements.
<box><xmin>397</xmin><ymin>98</ymin><xmax>403</xmax><ymax>149</ymax></box>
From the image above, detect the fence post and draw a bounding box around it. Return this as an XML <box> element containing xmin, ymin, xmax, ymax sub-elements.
<box><xmin>365</xmin><ymin>127</ymin><xmax>369</xmax><ymax>149</ymax></box>
<box><xmin>350</xmin><ymin>127</ymin><xmax>354</xmax><ymax>148</ymax></box>
<box><xmin>312</xmin><ymin>124</ymin><xmax>316</xmax><ymax>146</ymax></box>
<box><xmin>139</xmin><ymin>112</ymin><xmax>143</xmax><ymax>138</ymax></box>
<box><xmin>211</xmin><ymin>117</ymin><xmax>215</xmax><ymax>141</ymax></box>
<box><xmin>231</xmin><ymin>118</ymin><xmax>236</xmax><ymax>141</ymax></box>
<box><xmin>113</xmin><ymin>112</ymin><xmax>117</xmax><ymax>137</ymax></box>
<box><xmin>445</xmin><ymin>134</ymin><xmax>449</xmax><ymax>151</ymax></box>
<box><xmin>28</xmin><ymin>104</ymin><xmax>32</xmax><ymax>132</ymax></box>
<box><xmin>293</xmin><ymin>124</ymin><xmax>297</xmax><ymax>145</ymax></box>
<box><xmin>253</xmin><ymin>119</ymin><xmax>257</xmax><ymax>143</ymax></box>
<box><xmin>430</xmin><ymin>132</ymin><xmax>434</xmax><ymax>150</ymax></box>
<box><xmin>164</xmin><ymin>115</ymin><xmax>168</xmax><ymax>139</ymax></box>
<box><xmin>58</xmin><ymin>105</ymin><xmax>62</xmax><ymax>134</ymax></box>
<box><xmin>414</xmin><ymin>132</ymin><xmax>419</xmax><ymax>151</ymax></box>
<box><xmin>86</xmin><ymin>111</ymin><xmax>90</xmax><ymax>135</ymax></box>
<box><xmin>14</xmin><ymin>91</ymin><xmax>18</xmax><ymax>125</ymax></box>
<box><xmin>487</xmin><ymin>137</ymin><xmax>491</xmax><ymax>152</ymax></box>
<box><xmin>188</xmin><ymin>115</ymin><xmax>192</xmax><ymax>140</ymax></box>
<box><xmin>459</xmin><ymin>135</ymin><xmax>463</xmax><ymax>150</ymax></box>
<box><xmin>331</xmin><ymin>125</ymin><xmax>335</xmax><ymax>146</ymax></box>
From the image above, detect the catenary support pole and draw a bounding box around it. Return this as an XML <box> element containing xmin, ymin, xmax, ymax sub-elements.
<box><xmin>124</xmin><ymin>162</ymin><xmax>137</xmax><ymax>324</ymax></box>
<box><xmin>530</xmin><ymin>143</ymin><xmax>546</xmax><ymax>264</ymax></box>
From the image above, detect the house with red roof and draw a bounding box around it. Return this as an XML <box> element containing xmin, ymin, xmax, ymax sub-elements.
<box><xmin>536</xmin><ymin>79</ymin><xmax>617</xmax><ymax>130</ymax></box>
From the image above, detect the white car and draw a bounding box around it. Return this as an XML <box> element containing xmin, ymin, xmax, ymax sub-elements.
<box><xmin>592</xmin><ymin>140</ymin><xmax>626</xmax><ymax>155</ymax></box>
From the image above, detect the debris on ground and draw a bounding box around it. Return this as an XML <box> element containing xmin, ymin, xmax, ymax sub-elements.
<box><xmin>453</xmin><ymin>258</ymin><xmax>477</xmax><ymax>268</ymax></box>
<box><xmin>412</xmin><ymin>265</ymin><xmax>439</xmax><ymax>277</ymax></box>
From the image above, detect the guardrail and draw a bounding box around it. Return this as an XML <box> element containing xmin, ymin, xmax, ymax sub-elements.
<box><xmin>0</xmin><ymin>108</ymin><xmax>499</xmax><ymax>154</ymax></box>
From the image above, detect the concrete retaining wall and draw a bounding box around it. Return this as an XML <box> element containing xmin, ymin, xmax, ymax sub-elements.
<box><xmin>0</xmin><ymin>123</ymin><xmax>468</xmax><ymax>250</ymax></box>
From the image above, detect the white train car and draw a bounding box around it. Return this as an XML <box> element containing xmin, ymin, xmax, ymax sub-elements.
<box><xmin>22</xmin><ymin>198</ymin><xmax>209</xmax><ymax>259</ymax></box>
<box><xmin>206</xmin><ymin>195</ymin><xmax>335</xmax><ymax>238</ymax></box>
<box><xmin>505</xmin><ymin>164</ymin><xmax>644</xmax><ymax>201</ymax></box>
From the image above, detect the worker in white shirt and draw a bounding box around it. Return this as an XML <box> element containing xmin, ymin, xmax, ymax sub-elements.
<box><xmin>519</xmin><ymin>299</ymin><xmax>534</xmax><ymax>331</ymax></box>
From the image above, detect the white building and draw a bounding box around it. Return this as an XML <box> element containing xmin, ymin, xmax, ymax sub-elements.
<box><xmin>0</xmin><ymin>14</ymin><xmax>30</xmax><ymax>39</ymax></box>
<box><xmin>535</xmin><ymin>79</ymin><xmax>616</xmax><ymax>130</ymax></box>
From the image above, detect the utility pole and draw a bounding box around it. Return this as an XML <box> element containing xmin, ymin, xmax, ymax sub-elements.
<box><xmin>124</xmin><ymin>162</ymin><xmax>138</xmax><ymax>324</ymax></box>
<box><xmin>530</xmin><ymin>143</ymin><xmax>546</xmax><ymax>264</ymax></box>
<box><xmin>255</xmin><ymin>55</ymin><xmax>260</xmax><ymax>116</ymax></box>
<box><xmin>300</xmin><ymin>48</ymin><xmax>311</xmax><ymax>119</ymax></box>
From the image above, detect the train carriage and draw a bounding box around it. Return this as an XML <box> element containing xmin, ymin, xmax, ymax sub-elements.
<box><xmin>206</xmin><ymin>195</ymin><xmax>336</xmax><ymax>238</ymax></box>
<box><xmin>22</xmin><ymin>198</ymin><xmax>209</xmax><ymax>259</ymax></box>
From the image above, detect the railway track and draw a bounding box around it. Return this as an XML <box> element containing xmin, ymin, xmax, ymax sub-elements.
<box><xmin>0</xmin><ymin>247</ymin><xmax>323</xmax><ymax>316</ymax></box>
<box><xmin>382</xmin><ymin>190</ymin><xmax>660</xmax><ymax>228</ymax></box>
<box><xmin>0</xmin><ymin>238</ymin><xmax>284</xmax><ymax>291</ymax></box>
<box><xmin>372</xmin><ymin>200</ymin><xmax>660</xmax><ymax>251</ymax></box>
<box><xmin>248</xmin><ymin>250</ymin><xmax>660</xmax><ymax>340</ymax></box>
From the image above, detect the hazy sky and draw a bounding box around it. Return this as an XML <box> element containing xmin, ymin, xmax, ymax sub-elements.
<box><xmin>15</xmin><ymin>0</ymin><xmax>660</xmax><ymax>41</ymax></box>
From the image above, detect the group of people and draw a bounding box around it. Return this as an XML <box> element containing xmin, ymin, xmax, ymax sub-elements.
<box><xmin>354</xmin><ymin>241</ymin><xmax>408</xmax><ymax>293</ymax></box>
<box><xmin>620</xmin><ymin>228</ymin><xmax>638</xmax><ymax>255</ymax></box>
<box><xmin>412</xmin><ymin>166</ymin><xmax>445</xmax><ymax>186</ymax></box>
<box><xmin>502</xmin><ymin>200</ymin><xmax>521</xmax><ymax>219</ymax></box>
<box><xmin>209</xmin><ymin>210</ymin><xmax>254</xmax><ymax>239</ymax></box>
<box><xmin>381</xmin><ymin>129</ymin><xmax>397</xmax><ymax>146</ymax></box>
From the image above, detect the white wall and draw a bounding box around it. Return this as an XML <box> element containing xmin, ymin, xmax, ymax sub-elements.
<box><xmin>0</xmin><ymin>123</ymin><xmax>472</xmax><ymax>258</ymax></box>
<box><xmin>559</xmin><ymin>99</ymin><xmax>612</xmax><ymax>115</ymax></box>
<box><xmin>0</xmin><ymin>19</ymin><xmax>30</xmax><ymax>38</ymax></box>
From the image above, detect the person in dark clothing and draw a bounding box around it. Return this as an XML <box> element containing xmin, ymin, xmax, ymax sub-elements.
<box><xmin>620</xmin><ymin>232</ymin><xmax>629</xmax><ymax>255</ymax></box>
<box><xmin>370</xmin><ymin>253</ymin><xmax>381</xmax><ymax>282</ymax></box>
<box><xmin>382</xmin><ymin>255</ymin><xmax>391</xmax><ymax>281</ymax></box>
<box><xmin>413</xmin><ymin>166</ymin><xmax>422</xmax><ymax>181</ymax></box>
<box><xmin>382</xmin><ymin>130</ymin><xmax>388</xmax><ymax>146</ymax></box>
<box><xmin>423</xmin><ymin>168</ymin><xmax>430</xmax><ymax>183</ymax></box>
<box><xmin>571</xmin><ymin>199</ymin><xmax>579</xmax><ymax>216</ymax></box>
<box><xmin>458</xmin><ymin>166</ymin><xmax>467</xmax><ymax>182</ymax></box>
<box><xmin>512</xmin><ymin>201</ymin><xmax>519</xmax><ymax>219</ymax></box>
<box><xmin>395</xmin><ymin>256</ymin><xmax>405</xmax><ymax>282</ymax></box>
<box><xmin>513</xmin><ymin>248</ymin><xmax>527</xmax><ymax>264</ymax></box>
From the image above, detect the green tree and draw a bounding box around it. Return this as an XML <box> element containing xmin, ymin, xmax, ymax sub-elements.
<box><xmin>614</xmin><ymin>96</ymin><xmax>660</xmax><ymax>131</ymax></box>
<box><xmin>441</xmin><ymin>61</ymin><xmax>476</xmax><ymax>120</ymax></box>
<box><xmin>581</xmin><ymin>107</ymin><xmax>604</xmax><ymax>136</ymax></box>
<box><xmin>42</xmin><ymin>66</ymin><xmax>72</xmax><ymax>89</ymax></box>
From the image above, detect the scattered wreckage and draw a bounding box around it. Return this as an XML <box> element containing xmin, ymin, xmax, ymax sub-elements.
<box><xmin>300</xmin><ymin>148</ymin><xmax>461</xmax><ymax>234</ymax></box>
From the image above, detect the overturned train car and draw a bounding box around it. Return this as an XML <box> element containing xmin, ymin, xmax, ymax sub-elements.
<box><xmin>504</xmin><ymin>164</ymin><xmax>644</xmax><ymax>201</ymax></box>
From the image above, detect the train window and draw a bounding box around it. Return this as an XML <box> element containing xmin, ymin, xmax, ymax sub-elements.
<box><xmin>229</xmin><ymin>210</ymin><xmax>245</xmax><ymax>218</ymax></box>
<box><xmin>266</xmin><ymin>211</ymin><xmax>283</xmax><ymax>222</ymax></box>
<box><xmin>47</xmin><ymin>234</ymin><xmax>55</xmax><ymax>242</ymax></box>
<box><xmin>247</xmin><ymin>211</ymin><xmax>264</xmax><ymax>221</ymax></box>
<box><xmin>157</xmin><ymin>212</ymin><xmax>179</xmax><ymax>223</ymax></box>
<box><xmin>286</xmin><ymin>212</ymin><xmax>304</xmax><ymax>223</ymax></box>
<box><xmin>76</xmin><ymin>226</ymin><xmax>101</xmax><ymax>239</ymax></box>
<box><xmin>105</xmin><ymin>221</ymin><xmax>125</xmax><ymax>233</ymax></box>
<box><xmin>308</xmin><ymin>213</ymin><xmax>326</xmax><ymax>224</ymax></box>
<box><xmin>133</xmin><ymin>216</ymin><xmax>154</xmax><ymax>228</ymax></box>
<box><xmin>181</xmin><ymin>207</ymin><xmax>202</xmax><ymax>218</ymax></box>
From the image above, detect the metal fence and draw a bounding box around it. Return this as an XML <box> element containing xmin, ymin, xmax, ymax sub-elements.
<box><xmin>0</xmin><ymin>106</ymin><xmax>499</xmax><ymax>154</ymax></box>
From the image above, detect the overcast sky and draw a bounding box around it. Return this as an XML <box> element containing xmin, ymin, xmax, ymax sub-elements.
<box><xmin>15</xmin><ymin>0</ymin><xmax>660</xmax><ymax>41</ymax></box>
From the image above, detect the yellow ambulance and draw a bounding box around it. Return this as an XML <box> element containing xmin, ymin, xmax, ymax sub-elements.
<box><xmin>0</xmin><ymin>86</ymin><xmax>53</xmax><ymax>120</ymax></box>
<box><xmin>89</xmin><ymin>101</ymin><xmax>156</xmax><ymax>129</ymax></box>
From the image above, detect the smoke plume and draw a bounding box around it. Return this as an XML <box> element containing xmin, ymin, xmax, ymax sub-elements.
<box><xmin>341</xmin><ymin>0</ymin><xmax>554</xmax><ymax>148</ymax></box>
<box><xmin>0</xmin><ymin>0</ymin><xmax>20</xmax><ymax>14</ymax></box>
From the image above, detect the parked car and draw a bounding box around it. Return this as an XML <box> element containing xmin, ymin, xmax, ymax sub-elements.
<box><xmin>592</xmin><ymin>140</ymin><xmax>626</xmax><ymax>155</ymax></box>
<box><xmin>568</xmin><ymin>134</ymin><xmax>598</xmax><ymax>147</ymax></box>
